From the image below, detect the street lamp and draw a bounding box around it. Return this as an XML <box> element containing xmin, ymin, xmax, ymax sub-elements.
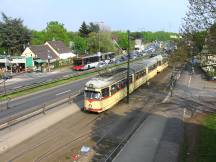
<box><xmin>47</xmin><ymin>51</ymin><xmax>52</xmax><ymax>72</ymax></box>
<box><xmin>95</xmin><ymin>21</ymin><xmax>104</xmax><ymax>53</ymax></box>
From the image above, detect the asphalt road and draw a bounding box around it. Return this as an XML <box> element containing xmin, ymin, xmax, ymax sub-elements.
<box><xmin>0</xmin><ymin>69</ymin><xmax>77</xmax><ymax>94</ymax></box>
<box><xmin>0</xmin><ymin>76</ymin><xmax>90</xmax><ymax>121</ymax></box>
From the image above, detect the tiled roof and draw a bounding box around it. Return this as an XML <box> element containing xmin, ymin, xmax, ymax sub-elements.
<box><xmin>47</xmin><ymin>41</ymin><xmax>71</xmax><ymax>54</ymax></box>
<box><xmin>29</xmin><ymin>45</ymin><xmax>59</xmax><ymax>60</ymax></box>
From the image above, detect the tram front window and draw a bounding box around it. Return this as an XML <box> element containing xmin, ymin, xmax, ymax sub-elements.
<box><xmin>85</xmin><ymin>90</ymin><xmax>101</xmax><ymax>100</ymax></box>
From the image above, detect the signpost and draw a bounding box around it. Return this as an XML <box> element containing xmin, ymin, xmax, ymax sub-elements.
<box><xmin>47</xmin><ymin>51</ymin><xmax>52</xmax><ymax>72</ymax></box>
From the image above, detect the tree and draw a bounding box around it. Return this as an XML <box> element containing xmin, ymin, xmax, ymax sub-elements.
<box><xmin>87</xmin><ymin>32</ymin><xmax>116</xmax><ymax>53</ymax></box>
<box><xmin>0</xmin><ymin>13</ymin><xmax>31</xmax><ymax>55</ymax></box>
<box><xmin>68</xmin><ymin>32</ymin><xmax>87</xmax><ymax>54</ymax></box>
<box><xmin>31</xmin><ymin>30</ymin><xmax>47</xmax><ymax>45</ymax></box>
<box><xmin>206</xmin><ymin>23</ymin><xmax>216</xmax><ymax>54</ymax></box>
<box><xmin>182</xmin><ymin>0</ymin><xmax>216</xmax><ymax>33</ymax></box>
<box><xmin>45</xmin><ymin>21</ymin><xmax>69</xmax><ymax>44</ymax></box>
<box><xmin>113</xmin><ymin>32</ymin><xmax>135</xmax><ymax>50</ymax></box>
<box><xmin>79</xmin><ymin>21</ymin><xmax>90</xmax><ymax>37</ymax></box>
<box><xmin>89</xmin><ymin>22</ymin><xmax>99</xmax><ymax>33</ymax></box>
<box><xmin>181</xmin><ymin>0</ymin><xmax>216</xmax><ymax>54</ymax></box>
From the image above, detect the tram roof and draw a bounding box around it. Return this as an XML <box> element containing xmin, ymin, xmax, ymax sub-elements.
<box><xmin>74</xmin><ymin>52</ymin><xmax>115</xmax><ymax>59</ymax></box>
<box><xmin>85</xmin><ymin>55</ymin><xmax>163</xmax><ymax>89</ymax></box>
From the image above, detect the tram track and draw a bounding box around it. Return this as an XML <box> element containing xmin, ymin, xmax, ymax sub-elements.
<box><xmin>7</xmin><ymin>107</ymin><xmax>116</xmax><ymax>162</ymax></box>
<box><xmin>34</xmin><ymin>67</ymin><xmax>172</xmax><ymax>162</ymax></box>
<box><xmin>1</xmin><ymin>67</ymin><xmax>174</xmax><ymax>162</ymax></box>
<box><xmin>32</xmin><ymin>111</ymin><xmax>119</xmax><ymax>162</ymax></box>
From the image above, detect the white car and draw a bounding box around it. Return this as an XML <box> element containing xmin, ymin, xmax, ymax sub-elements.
<box><xmin>82</xmin><ymin>62</ymin><xmax>99</xmax><ymax>70</ymax></box>
<box><xmin>97</xmin><ymin>61</ymin><xmax>107</xmax><ymax>68</ymax></box>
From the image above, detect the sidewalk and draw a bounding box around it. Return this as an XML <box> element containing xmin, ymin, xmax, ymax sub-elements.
<box><xmin>113</xmin><ymin>114</ymin><xmax>167</xmax><ymax>162</ymax></box>
<box><xmin>113</xmin><ymin>69</ymin><xmax>188</xmax><ymax>162</ymax></box>
<box><xmin>0</xmin><ymin>102</ymin><xmax>80</xmax><ymax>154</ymax></box>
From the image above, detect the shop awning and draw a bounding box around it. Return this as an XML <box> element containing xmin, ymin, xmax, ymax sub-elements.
<box><xmin>34</xmin><ymin>59</ymin><xmax>46</xmax><ymax>63</ymax></box>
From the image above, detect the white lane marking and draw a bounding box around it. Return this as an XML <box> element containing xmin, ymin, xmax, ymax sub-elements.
<box><xmin>183</xmin><ymin>108</ymin><xmax>186</xmax><ymax>120</ymax></box>
<box><xmin>162</xmin><ymin>92</ymin><xmax>171</xmax><ymax>103</ymax></box>
<box><xmin>13</xmin><ymin>85</ymin><xmax>22</xmax><ymax>89</ymax></box>
<box><xmin>56</xmin><ymin>90</ymin><xmax>71</xmax><ymax>96</ymax></box>
<box><xmin>188</xmin><ymin>75</ymin><xmax>192</xmax><ymax>87</ymax></box>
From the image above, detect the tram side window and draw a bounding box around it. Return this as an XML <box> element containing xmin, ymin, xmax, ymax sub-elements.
<box><xmin>135</xmin><ymin>71</ymin><xmax>146</xmax><ymax>80</ymax></box>
<box><xmin>148</xmin><ymin>64</ymin><xmax>157</xmax><ymax>72</ymax></box>
<box><xmin>102</xmin><ymin>87</ymin><xmax>109</xmax><ymax>98</ymax></box>
<box><xmin>121</xmin><ymin>79</ymin><xmax>127</xmax><ymax>88</ymax></box>
<box><xmin>111</xmin><ymin>78</ymin><xmax>131</xmax><ymax>95</ymax></box>
<box><xmin>111</xmin><ymin>84</ymin><xmax>118</xmax><ymax>95</ymax></box>
<box><xmin>158</xmin><ymin>61</ymin><xmax>162</xmax><ymax>66</ymax></box>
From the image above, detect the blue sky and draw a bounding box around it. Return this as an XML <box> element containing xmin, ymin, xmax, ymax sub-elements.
<box><xmin>0</xmin><ymin>0</ymin><xmax>188</xmax><ymax>33</ymax></box>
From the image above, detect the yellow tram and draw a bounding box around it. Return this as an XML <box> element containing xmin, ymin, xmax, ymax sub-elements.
<box><xmin>84</xmin><ymin>55</ymin><xmax>168</xmax><ymax>113</ymax></box>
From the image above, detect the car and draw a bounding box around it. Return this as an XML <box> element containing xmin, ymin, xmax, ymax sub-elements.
<box><xmin>121</xmin><ymin>55</ymin><xmax>128</xmax><ymax>61</ymax></box>
<box><xmin>97</xmin><ymin>61</ymin><xmax>107</xmax><ymax>68</ymax></box>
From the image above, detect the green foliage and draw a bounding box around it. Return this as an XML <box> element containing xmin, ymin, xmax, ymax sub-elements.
<box><xmin>112</xmin><ymin>31</ymin><xmax>136</xmax><ymax>51</ymax></box>
<box><xmin>79</xmin><ymin>21</ymin><xmax>90</xmax><ymax>38</ymax></box>
<box><xmin>0</xmin><ymin>12</ymin><xmax>31</xmax><ymax>55</ymax></box>
<box><xmin>31</xmin><ymin>30</ymin><xmax>47</xmax><ymax>45</ymax></box>
<box><xmin>68</xmin><ymin>32</ymin><xmax>87</xmax><ymax>54</ymax></box>
<box><xmin>87</xmin><ymin>32</ymin><xmax>116</xmax><ymax>53</ymax></box>
<box><xmin>31</xmin><ymin>21</ymin><xmax>70</xmax><ymax>46</ymax></box>
<box><xmin>206</xmin><ymin>23</ymin><xmax>216</xmax><ymax>54</ymax></box>
<box><xmin>169</xmin><ymin>44</ymin><xmax>188</xmax><ymax>64</ymax></box>
<box><xmin>142</xmin><ymin>31</ymin><xmax>177</xmax><ymax>42</ymax></box>
<box><xmin>89</xmin><ymin>22</ymin><xmax>99</xmax><ymax>33</ymax></box>
<box><xmin>192</xmin><ymin>31</ymin><xmax>207</xmax><ymax>53</ymax></box>
<box><xmin>197</xmin><ymin>115</ymin><xmax>216</xmax><ymax>162</ymax></box>
<box><xmin>45</xmin><ymin>21</ymin><xmax>70</xmax><ymax>44</ymax></box>
<box><xmin>113</xmin><ymin>32</ymin><xmax>128</xmax><ymax>49</ymax></box>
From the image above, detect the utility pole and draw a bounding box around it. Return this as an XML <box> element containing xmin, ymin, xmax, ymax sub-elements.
<box><xmin>95</xmin><ymin>21</ymin><xmax>104</xmax><ymax>53</ymax></box>
<box><xmin>127</xmin><ymin>30</ymin><xmax>130</xmax><ymax>104</ymax></box>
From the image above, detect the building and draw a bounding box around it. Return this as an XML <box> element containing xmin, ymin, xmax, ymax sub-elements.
<box><xmin>45</xmin><ymin>41</ymin><xmax>76</xmax><ymax>59</ymax></box>
<box><xmin>22</xmin><ymin>45</ymin><xmax>59</xmax><ymax>72</ymax></box>
<box><xmin>22</xmin><ymin>40</ymin><xmax>76</xmax><ymax>72</ymax></box>
<box><xmin>0</xmin><ymin>55</ymin><xmax>33</xmax><ymax>73</ymax></box>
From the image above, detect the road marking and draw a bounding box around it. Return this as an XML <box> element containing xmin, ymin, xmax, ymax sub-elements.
<box><xmin>183</xmin><ymin>108</ymin><xmax>186</xmax><ymax>120</ymax></box>
<box><xmin>188</xmin><ymin>75</ymin><xmax>192</xmax><ymax>87</ymax></box>
<box><xmin>162</xmin><ymin>92</ymin><xmax>171</xmax><ymax>103</ymax></box>
<box><xmin>56</xmin><ymin>90</ymin><xmax>71</xmax><ymax>96</ymax></box>
<box><xmin>13</xmin><ymin>85</ymin><xmax>22</xmax><ymax>89</ymax></box>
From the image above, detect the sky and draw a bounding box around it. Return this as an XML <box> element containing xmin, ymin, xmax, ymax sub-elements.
<box><xmin>0</xmin><ymin>0</ymin><xmax>188</xmax><ymax>33</ymax></box>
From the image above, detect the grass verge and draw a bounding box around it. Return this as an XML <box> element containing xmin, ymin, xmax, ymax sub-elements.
<box><xmin>197</xmin><ymin>114</ymin><xmax>216</xmax><ymax>162</ymax></box>
<box><xmin>181</xmin><ymin>114</ymin><xmax>216</xmax><ymax>162</ymax></box>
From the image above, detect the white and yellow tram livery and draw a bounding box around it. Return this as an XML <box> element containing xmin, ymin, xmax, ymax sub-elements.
<box><xmin>84</xmin><ymin>55</ymin><xmax>168</xmax><ymax>113</ymax></box>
